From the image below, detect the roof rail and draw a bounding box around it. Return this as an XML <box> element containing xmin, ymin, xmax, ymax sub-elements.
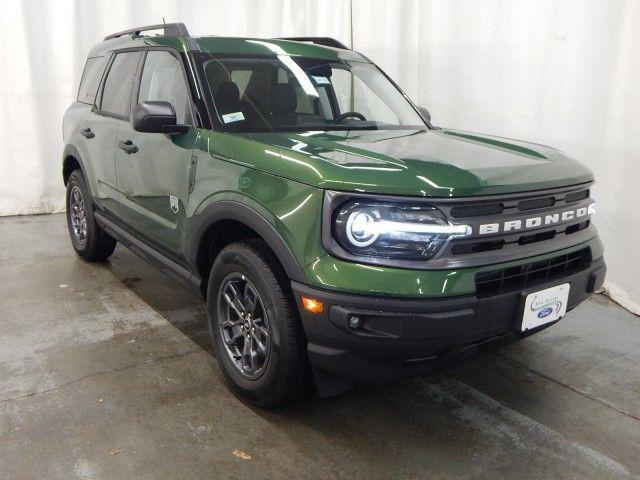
<box><xmin>276</xmin><ymin>37</ymin><xmax>350</xmax><ymax>50</ymax></box>
<box><xmin>104</xmin><ymin>22</ymin><xmax>189</xmax><ymax>41</ymax></box>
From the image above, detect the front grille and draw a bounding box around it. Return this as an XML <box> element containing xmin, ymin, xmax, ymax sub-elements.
<box><xmin>451</xmin><ymin>240</ymin><xmax>505</xmax><ymax>255</ymax></box>
<box><xmin>452</xmin><ymin>219</ymin><xmax>591</xmax><ymax>255</ymax></box>
<box><xmin>450</xmin><ymin>203</ymin><xmax>504</xmax><ymax>218</ymax></box>
<box><xmin>440</xmin><ymin>186</ymin><xmax>594</xmax><ymax>258</ymax></box>
<box><xmin>517</xmin><ymin>197</ymin><xmax>555</xmax><ymax>211</ymax></box>
<box><xmin>565</xmin><ymin>189</ymin><xmax>590</xmax><ymax>203</ymax></box>
<box><xmin>475</xmin><ymin>247</ymin><xmax>592</xmax><ymax>298</ymax></box>
<box><xmin>518</xmin><ymin>229</ymin><xmax>556</xmax><ymax>245</ymax></box>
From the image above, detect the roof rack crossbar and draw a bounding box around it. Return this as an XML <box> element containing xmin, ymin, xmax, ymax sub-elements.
<box><xmin>104</xmin><ymin>22</ymin><xmax>189</xmax><ymax>41</ymax></box>
<box><xmin>276</xmin><ymin>37</ymin><xmax>350</xmax><ymax>50</ymax></box>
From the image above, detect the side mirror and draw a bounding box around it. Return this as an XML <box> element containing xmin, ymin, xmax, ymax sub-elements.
<box><xmin>131</xmin><ymin>101</ymin><xmax>189</xmax><ymax>135</ymax></box>
<box><xmin>417</xmin><ymin>105</ymin><xmax>432</xmax><ymax>125</ymax></box>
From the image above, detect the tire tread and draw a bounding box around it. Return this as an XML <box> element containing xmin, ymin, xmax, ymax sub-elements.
<box><xmin>209</xmin><ymin>239</ymin><xmax>312</xmax><ymax>407</ymax></box>
<box><xmin>67</xmin><ymin>169</ymin><xmax>116</xmax><ymax>261</ymax></box>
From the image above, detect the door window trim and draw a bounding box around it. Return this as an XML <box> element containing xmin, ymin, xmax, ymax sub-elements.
<box><xmin>94</xmin><ymin>50</ymin><xmax>143</xmax><ymax>121</ymax></box>
<box><xmin>93</xmin><ymin>46</ymin><xmax>206</xmax><ymax>128</ymax></box>
<box><xmin>133</xmin><ymin>48</ymin><xmax>199</xmax><ymax>127</ymax></box>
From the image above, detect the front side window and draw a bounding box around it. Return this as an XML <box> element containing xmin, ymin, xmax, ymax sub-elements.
<box><xmin>138</xmin><ymin>51</ymin><xmax>191</xmax><ymax>124</ymax></box>
<box><xmin>100</xmin><ymin>52</ymin><xmax>140</xmax><ymax>117</ymax></box>
<box><xmin>198</xmin><ymin>53</ymin><xmax>425</xmax><ymax>132</ymax></box>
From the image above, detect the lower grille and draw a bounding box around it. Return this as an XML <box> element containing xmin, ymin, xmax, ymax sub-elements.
<box><xmin>475</xmin><ymin>248</ymin><xmax>592</xmax><ymax>298</ymax></box>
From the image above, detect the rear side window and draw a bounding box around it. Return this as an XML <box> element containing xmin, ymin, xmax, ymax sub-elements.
<box><xmin>100</xmin><ymin>52</ymin><xmax>141</xmax><ymax>117</ymax></box>
<box><xmin>77</xmin><ymin>56</ymin><xmax>106</xmax><ymax>104</ymax></box>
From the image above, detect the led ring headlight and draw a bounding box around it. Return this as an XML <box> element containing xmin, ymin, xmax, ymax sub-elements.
<box><xmin>333</xmin><ymin>199</ymin><xmax>471</xmax><ymax>261</ymax></box>
<box><xmin>345</xmin><ymin>211</ymin><xmax>380</xmax><ymax>247</ymax></box>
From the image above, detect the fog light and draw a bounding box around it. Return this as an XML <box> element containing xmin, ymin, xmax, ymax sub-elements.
<box><xmin>301</xmin><ymin>296</ymin><xmax>324</xmax><ymax>314</ymax></box>
<box><xmin>349</xmin><ymin>316</ymin><xmax>362</xmax><ymax>330</ymax></box>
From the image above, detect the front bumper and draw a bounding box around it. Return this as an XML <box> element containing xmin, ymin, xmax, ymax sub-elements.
<box><xmin>292</xmin><ymin>255</ymin><xmax>605</xmax><ymax>394</ymax></box>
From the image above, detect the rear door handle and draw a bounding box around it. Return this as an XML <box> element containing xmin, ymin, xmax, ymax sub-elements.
<box><xmin>117</xmin><ymin>140</ymin><xmax>138</xmax><ymax>154</ymax></box>
<box><xmin>80</xmin><ymin>127</ymin><xmax>95</xmax><ymax>139</ymax></box>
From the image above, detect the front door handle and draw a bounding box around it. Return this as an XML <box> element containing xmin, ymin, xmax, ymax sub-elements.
<box><xmin>80</xmin><ymin>127</ymin><xmax>95</xmax><ymax>139</ymax></box>
<box><xmin>117</xmin><ymin>140</ymin><xmax>138</xmax><ymax>154</ymax></box>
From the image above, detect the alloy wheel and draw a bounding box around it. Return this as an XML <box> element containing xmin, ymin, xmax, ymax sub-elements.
<box><xmin>69</xmin><ymin>185</ymin><xmax>87</xmax><ymax>248</ymax></box>
<box><xmin>217</xmin><ymin>273</ymin><xmax>271</xmax><ymax>379</ymax></box>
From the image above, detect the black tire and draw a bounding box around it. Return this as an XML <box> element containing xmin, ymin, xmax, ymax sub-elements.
<box><xmin>207</xmin><ymin>239</ymin><xmax>312</xmax><ymax>407</ymax></box>
<box><xmin>66</xmin><ymin>169</ymin><xmax>116</xmax><ymax>261</ymax></box>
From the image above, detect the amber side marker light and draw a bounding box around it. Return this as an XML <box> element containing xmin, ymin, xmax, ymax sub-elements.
<box><xmin>301</xmin><ymin>296</ymin><xmax>324</xmax><ymax>314</ymax></box>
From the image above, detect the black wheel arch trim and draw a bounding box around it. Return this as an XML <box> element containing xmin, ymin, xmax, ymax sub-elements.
<box><xmin>188</xmin><ymin>200</ymin><xmax>306</xmax><ymax>284</ymax></box>
<box><xmin>62</xmin><ymin>144</ymin><xmax>89</xmax><ymax>187</ymax></box>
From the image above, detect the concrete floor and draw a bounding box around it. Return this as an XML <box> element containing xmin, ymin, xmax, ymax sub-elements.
<box><xmin>0</xmin><ymin>213</ymin><xmax>638</xmax><ymax>480</ymax></box>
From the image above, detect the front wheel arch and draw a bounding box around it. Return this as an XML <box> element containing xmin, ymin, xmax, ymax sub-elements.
<box><xmin>189</xmin><ymin>201</ymin><xmax>306</xmax><ymax>297</ymax></box>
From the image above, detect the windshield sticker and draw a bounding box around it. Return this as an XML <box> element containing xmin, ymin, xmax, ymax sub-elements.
<box><xmin>222</xmin><ymin>112</ymin><xmax>245</xmax><ymax>123</ymax></box>
<box><xmin>311</xmin><ymin>75</ymin><xmax>331</xmax><ymax>86</ymax></box>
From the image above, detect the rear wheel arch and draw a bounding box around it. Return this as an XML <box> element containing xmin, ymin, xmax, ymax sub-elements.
<box><xmin>190</xmin><ymin>201</ymin><xmax>306</xmax><ymax>298</ymax></box>
<box><xmin>65</xmin><ymin>169</ymin><xmax>116</xmax><ymax>261</ymax></box>
<box><xmin>62</xmin><ymin>145</ymin><xmax>87</xmax><ymax>186</ymax></box>
<box><xmin>63</xmin><ymin>156</ymin><xmax>81</xmax><ymax>185</ymax></box>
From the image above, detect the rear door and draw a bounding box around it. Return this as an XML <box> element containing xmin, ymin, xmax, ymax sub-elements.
<box><xmin>83</xmin><ymin>51</ymin><xmax>141</xmax><ymax>213</ymax></box>
<box><xmin>67</xmin><ymin>55</ymin><xmax>107</xmax><ymax>205</ymax></box>
<box><xmin>114</xmin><ymin>49</ymin><xmax>197</xmax><ymax>261</ymax></box>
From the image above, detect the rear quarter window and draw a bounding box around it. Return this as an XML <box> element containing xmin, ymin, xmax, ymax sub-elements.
<box><xmin>77</xmin><ymin>56</ymin><xmax>107</xmax><ymax>105</ymax></box>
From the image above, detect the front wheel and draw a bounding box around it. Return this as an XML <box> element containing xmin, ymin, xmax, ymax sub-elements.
<box><xmin>207</xmin><ymin>239</ymin><xmax>312</xmax><ymax>407</ymax></box>
<box><xmin>66</xmin><ymin>169</ymin><xmax>116</xmax><ymax>261</ymax></box>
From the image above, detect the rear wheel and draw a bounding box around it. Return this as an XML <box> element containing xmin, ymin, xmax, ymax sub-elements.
<box><xmin>66</xmin><ymin>169</ymin><xmax>116</xmax><ymax>261</ymax></box>
<box><xmin>207</xmin><ymin>239</ymin><xmax>312</xmax><ymax>407</ymax></box>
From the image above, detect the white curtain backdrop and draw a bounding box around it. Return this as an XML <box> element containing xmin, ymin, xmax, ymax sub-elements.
<box><xmin>0</xmin><ymin>0</ymin><xmax>350</xmax><ymax>215</ymax></box>
<box><xmin>353</xmin><ymin>0</ymin><xmax>640</xmax><ymax>314</ymax></box>
<box><xmin>1</xmin><ymin>0</ymin><xmax>638</xmax><ymax>313</ymax></box>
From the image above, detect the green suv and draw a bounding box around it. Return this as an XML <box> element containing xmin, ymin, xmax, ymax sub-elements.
<box><xmin>62</xmin><ymin>23</ymin><xmax>605</xmax><ymax>406</ymax></box>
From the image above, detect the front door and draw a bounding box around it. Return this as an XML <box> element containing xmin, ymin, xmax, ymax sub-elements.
<box><xmin>114</xmin><ymin>50</ymin><xmax>197</xmax><ymax>261</ymax></box>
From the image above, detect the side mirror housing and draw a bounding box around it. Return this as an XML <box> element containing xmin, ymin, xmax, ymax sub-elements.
<box><xmin>131</xmin><ymin>101</ymin><xmax>189</xmax><ymax>135</ymax></box>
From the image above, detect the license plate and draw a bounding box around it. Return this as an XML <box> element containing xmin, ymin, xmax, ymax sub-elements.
<box><xmin>521</xmin><ymin>283</ymin><xmax>570</xmax><ymax>331</ymax></box>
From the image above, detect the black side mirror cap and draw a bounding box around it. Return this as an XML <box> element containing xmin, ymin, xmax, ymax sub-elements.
<box><xmin>131</xmin><ymin>101</ymin><xmax>188</xmax><ymax>135</ymax></box>
<box><xmin>160</xmin><ymin>124</ymin><xmax>190</xmax><ymax>135</ymax></box>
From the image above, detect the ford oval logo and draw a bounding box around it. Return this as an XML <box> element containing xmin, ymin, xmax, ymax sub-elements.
<box><xmin>538</xmin><ymin>306</ymin><xmax>554</xmax><ymax>319</ymax></box>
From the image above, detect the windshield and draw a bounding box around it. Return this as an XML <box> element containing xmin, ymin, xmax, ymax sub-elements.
<box><xmin>197</xmin><ymin>53</ymin><xmax>426</xmax><ymax>132</ymax></box>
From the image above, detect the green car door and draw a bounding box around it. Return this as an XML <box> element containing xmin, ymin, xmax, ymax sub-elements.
<box><xmin>114</xmin><ymin>49</ymin><xmax>197</xmax><ymax>261</ymax></box>
<box><xmin>84</xmin><ymin>52</ymin><xmax>141</xmax><ymax>213</ymax></box>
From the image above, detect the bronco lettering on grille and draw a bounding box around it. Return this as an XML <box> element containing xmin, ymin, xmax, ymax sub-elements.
<box><xmin>478</xmin><ymin>203</ymin><xmax>595</xmax><ymax>235</ymax></box>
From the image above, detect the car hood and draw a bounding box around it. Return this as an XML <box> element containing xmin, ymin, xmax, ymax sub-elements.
<box><xmin>248</xmin><ymin>128</ymin><xmax>593</xmax><ymax>197</ymax></box>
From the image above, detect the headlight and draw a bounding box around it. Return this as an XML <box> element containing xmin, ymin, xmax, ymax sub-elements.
<box><xmin>333</xmin><ymin>200</ymin><xmax>471</xmax><ymax>260</ymax></box>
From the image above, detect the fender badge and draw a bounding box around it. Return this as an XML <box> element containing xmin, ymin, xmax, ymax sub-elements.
<box><xmin>170</xmin><ymin>195</ymin><xmax>179</xmax><ymax>214</ymax></box>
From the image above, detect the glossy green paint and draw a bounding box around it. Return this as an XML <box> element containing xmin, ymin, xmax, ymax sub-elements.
<box><xmin>183</xmin><ymin>128</ymin><xmax>599</xmax><ymax>295</ymax></box>
<box><xmin>66</xmin><ymin>106</ymin><xmax>122</xmax><ymax>209</ymax></box>
<box><xmin>68</xmin><ymin>32</ymin><xmax>601</xmax><ymax>300</ymax></box>
<box><xmin>304</xmin><ymin>237</ymin><xmax>604</xmax><ymax>298</ymax></box>
<box><xmin>111</xmin><ymin>126</ymin><xmax>198</xmax><ymax>260</ymax></box>
<box><xmin>252</xmin><ymin>129</ymin><xmax>594</xmax><ymax>197</ymax></box>
<box><xmin>187</xmin><ymin>130</ymin><xmax>324</xmax><ymax>271</ymax></box>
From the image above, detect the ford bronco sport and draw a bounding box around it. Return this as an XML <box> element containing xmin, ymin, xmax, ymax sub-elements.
<box><xmin>62</xmin><ymin>23</ymin><xmax>605</xmax><ymax>406</ymax></box>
